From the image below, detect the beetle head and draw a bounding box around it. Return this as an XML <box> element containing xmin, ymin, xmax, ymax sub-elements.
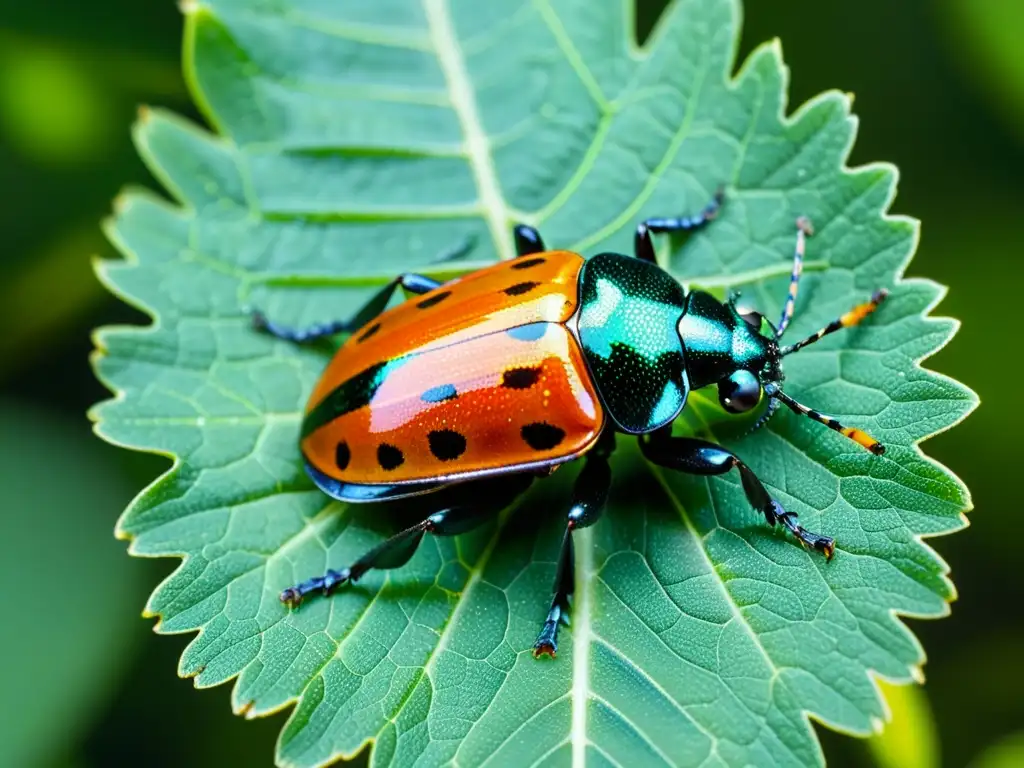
<box><xmin>711</xmin><ymin>292</ymin><xmax>887</xmax><ymax>456</ymax></box>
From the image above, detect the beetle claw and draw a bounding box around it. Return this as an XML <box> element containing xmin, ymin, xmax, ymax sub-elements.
<box><xmin>249</xmin><ymin>309</ymin><xmax>268</xmax><ymax>330</ymax></box>
<box><xmin>533</xmin><ymin>617</ymin><xmax>560</xmax><ymax>659</ymax></box>
<box><xmin>532</xmin><ymin>642</ymin><xmax>557</xmax><ymax>659</ymax></box>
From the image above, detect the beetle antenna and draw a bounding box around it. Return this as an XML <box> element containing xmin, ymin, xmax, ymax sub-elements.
<box><xmin>780</xmin><ymin>289</ymin><xmax>889</xmax><ymax>356</ymax></box>
<box><xmin>775</xmin><ymin>216</ymin><xmax>814</xmax><ymax>337</ymax></box>
<box><xmin>765</xmin><ymin>384</ymin><xmax>885</xmax><ymax>455</ymax></box>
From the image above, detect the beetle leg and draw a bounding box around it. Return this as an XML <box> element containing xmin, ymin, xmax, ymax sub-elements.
<box><xmin>249</xmin><ymin>272</ymin><xmax>442</xmax><ymax>344</ymax></box>
<box><xmin>280</xmin><ymin>475</ymin><xmax>531</xmax><ymax>608</ymax></box>
<box><xmin>638</xmin><ymin>429</ymin><xmax>835</xmax><ymax>559</ymax></box>
<box><xmin>429</xmin><ymin>233</ymin><xmax>478</xmax><ymax>264</ymax></box>
<box><xmin>533</xmin><ymin>432</ymin><xmax>615</xmax><ymax>659</ymax></box>
<box><xmin>513</xmin><ymin>224</ymin><xmax>546</xmax><ymax>256</ymax></box>
<box><xmin>633</xmin><ymin>186</ymin><xmax>725</xmax><ymax>263</ymax></box>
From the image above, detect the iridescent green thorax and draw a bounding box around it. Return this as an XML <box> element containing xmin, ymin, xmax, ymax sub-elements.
<box><xmin>576</xmin><ymin>253</ymin><xmax>689</xmax><ymax>434</ymax></box>
<box><xmin>677</xmin><ymin>290</ymin><xmax>778</xmax><ymax>391</ymax></box>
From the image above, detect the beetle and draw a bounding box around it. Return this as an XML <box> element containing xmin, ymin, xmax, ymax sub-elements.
<box><xmin>251</xmin><ymin>191</ymin><xmax>888</xmax><ymax>657</ymax></box>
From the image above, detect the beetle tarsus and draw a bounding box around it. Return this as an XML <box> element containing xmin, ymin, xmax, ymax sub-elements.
<box><xmin>767</xmin><ymin>501</ymin><xmax>835</xmax><ymax>560</ymax></box>
<box><xmin>280</xmin><ymin>567</ymin><xmax>352</xmax><ymax>609</ymax></box>
<box><xmin>533</xmin><ymin>604</ymin><xmax>564</xmax><ymax>658</ymax></box>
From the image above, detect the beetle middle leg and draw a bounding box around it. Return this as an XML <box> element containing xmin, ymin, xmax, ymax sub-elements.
<box><xmin>533</xmin><ymin>431</ymin><xmax>615</xmax><ymax>658</ymax></box>
<box><xmin>250</xmin><ymin>272</ymin><xmax>443</xmax><ymax>344</ymax></box>
<box><xmin>279</xmin><ymin>474</ymin><xmax>532</xmax><ymax>608</ymax></box>
<box><xmin>638</xmin><ymin>428</ymin><xmax>835</xmax><ymax>558</ymax></box>
<box><xmin>633</xmin><ymin>186</ymin><xmax>725</xmax><ymax>263</ymax></box>
<box><xmin>249</xmin><ymin>233</ymin><xmax>478</xmax><ymax>343</ymax></box>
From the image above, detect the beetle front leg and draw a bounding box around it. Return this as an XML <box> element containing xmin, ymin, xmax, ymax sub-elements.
<box><xmin>533</xmin><ymin>433</ymin><xmax>614</xmax><ymax>658</ymax></box>
<box><xmin>281</xmin><ymin>476</ymin><xmax>530</xmax><ymax>608</ymax></box>
<box><xmin>638</xmin><ymin>430</ymin><xmax>835</xmax><ymax>558</ymax></box>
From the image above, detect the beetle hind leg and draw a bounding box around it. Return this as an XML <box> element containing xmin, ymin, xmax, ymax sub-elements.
<box><xmin>533</xmin><ymin>432</ymin><xmax>615</xmax><ymax>658</ymax></box>
<box><xmin>638</xmin><ymin>429</ymin><xmax>835</xmax><ymax>559</ymax></box>
<box><xmin>280</xmin><ymin>475</ymin><xmax>531</xmax><ymax>608</ymax></box>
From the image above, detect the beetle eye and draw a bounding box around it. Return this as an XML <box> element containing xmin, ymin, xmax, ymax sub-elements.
<box><xmin>718</xmin><ymin>370</ymin><xmax>763</xmax><ymax>414</ymax></box>
<box><xmin>737</xmin><ymin>306</ymin><xmax>763</xmax><ymax>330</ymax></box>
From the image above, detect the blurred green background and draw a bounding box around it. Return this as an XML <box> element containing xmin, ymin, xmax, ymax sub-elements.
<box><xmin>0</xmin><ymin>1</ymin><xmax>1020</xmax><ymax>766</ymax></box>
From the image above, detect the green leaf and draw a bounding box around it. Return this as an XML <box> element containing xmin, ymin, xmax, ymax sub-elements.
<box><xmin>89</xmin><ymin>0</ymin><xmax>977</xmax><ymax>765</ymax></box>
<box><xmin>0</xmin><ymin>400</ymin><xmax>143</xmax><ymax>766</ymax></box>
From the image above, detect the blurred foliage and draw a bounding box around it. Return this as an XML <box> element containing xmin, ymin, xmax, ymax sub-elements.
<box><xmin>0</xmin><ymin>0</ymin><xmax>1020</xmax><ymax>766</ymax></box>
<box><xmin>969</xmin><ymin>731</ymin><xmax>1024</xmax><ymax>768</ymax></box>
<box><xmin>867</xmin><ymin>681</ymin><xmax>939</xmax><ymax>768</ymax></box>
<box><xmin>939</xmin><ymin>0</ymin><xmax>1024</xmax><ymax>143</ymax></box>
<box><xmin>0</xmin><ymin>400</ymin><xmax>141</xmax><ymax>766</ymax></box>
<box><xmin>0</xmin><ymin>40</ymin><xmax>116</xmax><ymax>166</ymax></box>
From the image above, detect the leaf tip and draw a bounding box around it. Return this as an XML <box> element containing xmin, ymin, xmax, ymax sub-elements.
<box><xmin>110</xmin><ymin>194</ymin><xmax>129</xmax><ymax>217</ymax></box>
<box><xmin>179</xmin><ymin>663</ymin><xmax>207</xmax><ymax>683</ymax></box>
<box><xmin>178</xmin><ymin>0</ymin><xmax>201</xmax><ymax>15</ymax></box>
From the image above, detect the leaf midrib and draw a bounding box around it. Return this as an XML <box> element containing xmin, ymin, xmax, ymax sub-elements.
<box><xmin>570</xmin><ymin>526</ymin><xmax>594</xmax><ymax>768</ymax></box>
<box><xmin>424</xmin><ymin>0</ymin><xmax>515</xmax><ymax>261</ymax></box>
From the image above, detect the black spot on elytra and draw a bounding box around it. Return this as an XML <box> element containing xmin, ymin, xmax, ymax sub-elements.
<box><xmin>512</xmin><ymin>257</ymin><xmax>546</xmax><ymax>270</ymax></box>
<box><xmin>507</xmin><ymin>323</ymin><xmax>547</xmax><ymax>342</ymax></box>
<box><xmin>417</xmin><ymin>290</ymin><xmax>452</xmax><ymax>309</ymax></box>
<box><xmin>356</xmin><ymin>322</ymin><xmax>381</xmax><ymax>343</ymax></box>
<box><xmin>377</xmin><ymin>443</ymin><xmax>404</xmax><ymax>470</ymax></box>
<box><xmin>421</xmin><ymin>383</ymin><xmax>458</xmax><ymax>403</ymax></box>
<box><xmin>503</xmin><ymin>281</ymin><xmax>540</xmax><ymax>296</ymax></box>
<box><xmin>334</xmin><ymin>441</ymin><xmax>351</xmax><ymax>470</ymax></box>
<box><xmin>428</xmin><ymin>430</ymin><xmax>467</xmax><ymax>461</ymax></box>
<box><xmin>502</xmin><ymin>366</ymin><xmax>542</xmax><ymax>389</ymax></box>
<box><xmin>521</xmin><ymin>422</ymin><xmax>566</xmax><ymax>451</ymax></box>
